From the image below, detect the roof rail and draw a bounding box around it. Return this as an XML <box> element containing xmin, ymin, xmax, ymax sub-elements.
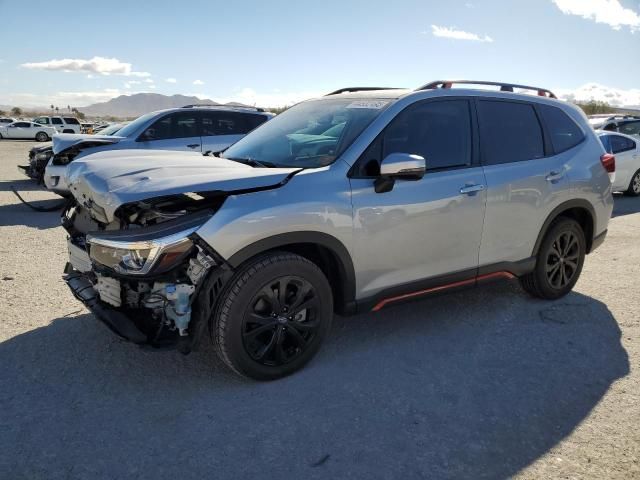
<box><xmin>325</xmin><ymin>87</ymin><xmax>404</xmax><ymax>96</ymax></box>
<box><xmin>416</xmin><ymin>80</ymin><xmax>557</xmax><ymax>99</ymax></box>
<box><xmin>182</xmin><ymin>104</ymin><xmax>265</xmax><ymax>112</ymax></box>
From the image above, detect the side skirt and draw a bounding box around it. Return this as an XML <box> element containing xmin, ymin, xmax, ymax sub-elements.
<box><xmin>356</xmin><ymin>257</ymin><xmax>536</xmax><ymax>313</ymax></box>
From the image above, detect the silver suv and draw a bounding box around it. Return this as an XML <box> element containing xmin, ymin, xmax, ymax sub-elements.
<box><xmin>62</xmin><ymin>80</ymin><xmax>614</xmax><ymax>380</ymax></box>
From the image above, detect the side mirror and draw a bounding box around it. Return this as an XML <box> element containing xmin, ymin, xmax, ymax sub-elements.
<box><xmin>374</xmin><ymin>153</ymin><xmax>425</xmax><ymax>193</ymax></box>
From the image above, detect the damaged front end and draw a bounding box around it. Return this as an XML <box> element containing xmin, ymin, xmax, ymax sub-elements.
<box><xmin>18</xmin><ymin>145</ymin><xmax>52</xmax><ymax>183</ymax></box>
<box><xmin>61</xmin><ymin>195</ymin><xmax>230</xmax><ymax>353</ymax></box>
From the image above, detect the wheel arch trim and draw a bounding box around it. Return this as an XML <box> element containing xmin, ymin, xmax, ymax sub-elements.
<box><xmin>532</xmin><ymin>199</ymin><xmax>596</xmax><ymax>255</ymax></box>
<box><xmin>226</xmin><ymin>231</ymin><xmax>357</xmax><ymax>311</ymax></box>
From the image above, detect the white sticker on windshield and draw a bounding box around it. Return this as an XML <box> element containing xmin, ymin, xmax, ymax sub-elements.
<box><xmin>346</xmin><ymin>100</ymin><xmax>389</xmax><ymax>109</ymax></box>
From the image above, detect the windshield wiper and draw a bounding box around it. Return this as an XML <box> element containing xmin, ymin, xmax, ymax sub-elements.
<box><xmin>224</xmin><ymin>157</ymin><xmax>277</xmax><ymax>168</ymax></box>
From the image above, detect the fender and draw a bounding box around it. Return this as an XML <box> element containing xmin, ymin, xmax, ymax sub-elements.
<box><xmin>532</xmin><ymin>199</ymin><xmax>596</xmax><ymax>255</ymax></box>
<box><xmin>226</xmin><ymin>231</ymin><xmax>357</xmax><ymax>311</ymax></box>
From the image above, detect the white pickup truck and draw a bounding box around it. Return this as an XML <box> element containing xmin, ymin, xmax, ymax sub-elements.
<box><xmin>32</xmin><ymin>116</ymin><xmax>82</xmax><ymax>134</ymax></box>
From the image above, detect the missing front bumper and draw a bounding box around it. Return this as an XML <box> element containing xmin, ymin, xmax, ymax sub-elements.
<box><xmin>64</xmin><ymin>269</ymin><xmax>148</xmax><ymax>344</ymax></box>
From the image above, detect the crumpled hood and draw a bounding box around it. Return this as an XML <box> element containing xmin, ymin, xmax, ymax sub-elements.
<box><xmin>52</xmin><ymin>133</ymin><xmax>123</xmax><ymax>155</ymax></box>
<box><xmin>67</xmin><ymin>149</ymin><xmax>299</xmax><ymax>223</ymax></box>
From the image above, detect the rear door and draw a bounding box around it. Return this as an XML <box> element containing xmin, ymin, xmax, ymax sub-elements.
<box><xmin>200</xmin><ymin>111</ymin><xmax>258</xmax><ymax>152</ymax></box>
<box><xmin>477</xmin><ymin>100</ymin><xmax>575</xmax><ymax>267</ymax></box>
<box><xmin>136</xmin><ymin>111</ymin><xmax>202</xmax><ymax>152</ymax></box>
<box><xmin>51</xmin><ymin>117</ymin><xmax>64</xmax><ymax>133</ymax></box>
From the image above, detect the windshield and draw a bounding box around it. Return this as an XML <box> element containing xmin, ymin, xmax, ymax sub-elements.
<box><xmin>221</xmin><ymin>98</ymin><xmax>391</xmax><ymax>168</ymax></box>
<box><xmin>114</xmin><ymin>112</ymin><xmax>157</xmax><ymax>138</ymax></box>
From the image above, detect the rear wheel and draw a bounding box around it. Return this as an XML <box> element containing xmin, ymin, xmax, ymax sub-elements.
<box><xmin>625</xmin><ymin>169</ymin><xmax>640</xmax><ymax>196</ymax></box>
<box><xmin>213</xmin><ymin>252</ymin><xmax>333</xmax><ymax>380</ymax></box>
<box><xmin>521</xmin><ymin>217</ymin><xmax>586</xmax><ymax>300</ymax></box>
<box><xmin>35</xmin><ymin>132</ymin><xmax>49</xmax><ymax>142</ymax></box>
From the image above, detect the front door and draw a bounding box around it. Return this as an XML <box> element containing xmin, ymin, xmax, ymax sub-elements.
<box><xmin>350</xmin><ymin>98</ymin><xmax>486</xmax><ymax>300</ymax></box>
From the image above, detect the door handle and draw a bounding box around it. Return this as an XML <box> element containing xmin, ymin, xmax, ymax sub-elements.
<box><xmin>459</xmin><ymin>184</ymin><xmax>485</xmax><ymax>195</ymax></box>
<box><xmin>187</xmin><ymin>144</ymin><xmax>200</xmax><ymax>149</ymax></box>
<box><xmin>545</xmin><ymin>170</ymin><xmax>564</xmax><ymax>182</ymax></box>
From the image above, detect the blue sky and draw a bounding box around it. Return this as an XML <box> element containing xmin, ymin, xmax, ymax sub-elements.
<box><xmin>1</xmin><ymin>0</ymin><xmax>639</xmax><ymax>108</ymax></box>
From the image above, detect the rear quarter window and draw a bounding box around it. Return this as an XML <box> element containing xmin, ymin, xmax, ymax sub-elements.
<box><xmin>246</xmin><ymin>114</ymin><xmax>269</xmax><ymax>131</ymax></box>
<box><xmin>478</xmin><ymin>100</ymin><xmax>544</xmax><ymax>165</ymax></box>
<box><xmin>538</xmin><ymin>104</ymin><xmax>585</xmax><ymax>153</ymax></box>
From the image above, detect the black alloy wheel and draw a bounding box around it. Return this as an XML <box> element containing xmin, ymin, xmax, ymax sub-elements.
<box><xmin>242</xmin><ymin>276</ymin><xmax>320</xmax><ymax>366</ymax></box>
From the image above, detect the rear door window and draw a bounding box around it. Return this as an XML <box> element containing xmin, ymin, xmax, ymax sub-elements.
<box><xmin>14</xmin><ymin>122</ymin><xmax>31</xmax><ymax>127</ymax></box>
<box><xmin>538</xmin><ymin>104</ymin><xmax>585</xmax><ymax>153</ymax></box>
<box><xmin>478</xmin><ymin>100</ymin><xmax>544</xmax><ymax>165</ymax></box>
<box><xmin>245</xmin><ymin>114</ymin><xmax>269</xmax><ymax>131</ymax></box>
<box><xmin>63</xmin><ymin>117</ymin><xmax>80</xmax><ymax>125</ymax></box>
<box><xmin>610</xmin><ymin>135</ymin><xmax>636</xmax><ymax>154</ymax></box>
<box><xmin>201</xmin><ymin>112</ymin><xmax>250</xmax><ymax>136</ymax></box>
<box><xmin>51</xmin><ymin>118</ymin><xmax>63</xmax><ymax>125</ymax></box>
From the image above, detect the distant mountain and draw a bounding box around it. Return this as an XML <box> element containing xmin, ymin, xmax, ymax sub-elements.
<box><xmin>79</xmin><ymin>93</ymin><xmax>236</xmax><ymax>118</ymax></box>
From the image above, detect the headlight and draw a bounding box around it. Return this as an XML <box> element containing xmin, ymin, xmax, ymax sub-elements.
<box><xmin>35</xmin><ymin>152</ymin><xmax>51</xmax><ymax>161</ymax></box>
<box><xmin>87</xmin><ymin>228</ymin><xmax>198</xmax><ymax>275</ymax></box>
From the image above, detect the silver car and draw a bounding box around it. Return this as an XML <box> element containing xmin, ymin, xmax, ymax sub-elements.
<box><xmin>62</xmin><ymin>80</ymin><xmax>614</xmax><ymax>380</ymax></box>
<box><xmin>43</xmin><ymin>105</ymin><xmax>273</xmax><ymax>194</ymax></box>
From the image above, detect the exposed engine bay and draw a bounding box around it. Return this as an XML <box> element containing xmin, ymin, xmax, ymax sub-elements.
<box><xmin>61</xmin><ymin>195</ymin><xmax>229</xmax><ymax>351</ymax></box>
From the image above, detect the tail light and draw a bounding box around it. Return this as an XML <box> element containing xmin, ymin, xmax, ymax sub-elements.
<box><xmin>600</xmin><ymin>153</ymin><xmax>615</xmax><ymax>183</ymax></box>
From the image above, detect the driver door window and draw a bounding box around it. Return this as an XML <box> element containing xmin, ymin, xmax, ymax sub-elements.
<box><xmin>353</xmin><ymin>99</ymin><xmax>473</xmax><ymax>177</ymax></box>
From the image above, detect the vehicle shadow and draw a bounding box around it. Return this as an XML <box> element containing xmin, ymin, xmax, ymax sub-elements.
<box><xmin>612</xmin><ymin>194</ymin><xmax>640</xmax><ymax>218</ymax></box>
<box><xmin>0</xmin><ymin>199</ymin><xmax>66</xmax><ymax>229</ymax></box>
<box><xmin>0</xmin><ymin>282</ymin><xmax>628</xmax><ymax>479</ymax></box>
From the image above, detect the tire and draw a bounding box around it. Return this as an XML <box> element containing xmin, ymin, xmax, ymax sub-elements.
<box><xmin>35</xmin><ymin>132</ymin><xmax>49</xmax><ymax>142</ymax></box>
<box><xmin>520</xmin><ymin>217</ymin><xmax>586</xmax><ymax>300</ymax></box>
<box><xmin>213</xmin><ymin>251</ymin><xmax>333</xmax><ymax>380</ymax></box>
<box><xmin>625</xmin><ymin>169</ymin><xmax>640</xmax><ymax>197</ymax></box>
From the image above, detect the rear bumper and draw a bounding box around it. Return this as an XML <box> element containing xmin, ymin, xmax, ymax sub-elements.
<box><xmin>64</xmin><ymin>268</ymin><xmax>148</xmax><ymax>344</ymax></box>
<box><xmin>590</xmin><ymin>229</ymin><xmax>607</xmax><ymax>253</ymax></box>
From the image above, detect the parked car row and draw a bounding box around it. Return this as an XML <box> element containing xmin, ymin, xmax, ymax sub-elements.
<box><xmin>15</xmin><ymin>79</ymin><xmax>615</xmax><ymax>382</ymax></box>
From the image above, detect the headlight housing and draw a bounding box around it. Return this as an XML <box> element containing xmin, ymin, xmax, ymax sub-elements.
<box><xmin>87</xmin><ymin>228</ymin><xmax>198</xmax><ymax>275</ymax></box>
<box><xmin>35</xmin><ymin>152</ymin><xmax>51</xmax><ymax>161</ymax></box>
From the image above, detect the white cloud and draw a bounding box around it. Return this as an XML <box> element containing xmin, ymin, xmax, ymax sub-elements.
<box><xmin>148</xmin><ymin>84</ymin><xmax>157</xmax><ymax>89</ymax></box>
<box><xmin>124</xmin><ymin>80</ymin><xmax>142</xmax><ymax>89</ymax></box>
<box><xmin>165</xmin><ymin>77</ymin><xmax>177</xmax><ymax>83</ymax></box>
<box><xmin>193</xmin><ymin>79</ymin><xmax>204</xmax><ymax>85</ymax></box>
<box><xmin>551</xmin><ymin>0</ymin><xmax>640</xmax><ymax>32</ymax></box>
<box><xmin>144</xmin><ymin>78</ymin><xmax>154</xmax><ymax>84</ymax></box>
<box><xmin>429</xmin><ymin>25</ymin><xmax>494</xmax><ymax>42</ymax></box>
<box><xmin>556</xmin><ymin>83</ymin><xmax>640</xmax><ymax>107</ymax></box>
<box><xmin>21</xmin><ymin>56</ymin><xmax>151</xmax><ymax>77</ymax></box>
<box><xmin>212</xmin><ymin>88</ymin><xmax>323</xmax><ymax>108</ymax></box>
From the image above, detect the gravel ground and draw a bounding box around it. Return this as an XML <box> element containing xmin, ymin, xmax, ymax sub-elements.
<box><xmin>0</xmin><ymin>139</ymin><xmax>638</xmax><ymax>480</ymax></box>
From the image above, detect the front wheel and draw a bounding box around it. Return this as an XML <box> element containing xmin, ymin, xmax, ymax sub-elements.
<box><xmin>213</xmin><ymin>252</ymin><xmax>333</xmax><ymax>380</ymax></box>
<box><xmin>35</xmin><ymin>132</ymin><xmax>49</xmax><ymax>142</ymax></box>
<box><xmin>520</xmin><ymin>217</ymin><xmax>586</xmax><ymax>300</ymax></box>
<box><xmin>625</xmin><ymin>169</ymin><xmax>640</xmax><ymax>197</ymax></box>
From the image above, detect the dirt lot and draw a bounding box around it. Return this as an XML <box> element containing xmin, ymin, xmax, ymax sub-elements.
<box><xmin>0</xmin><ymin>139</ymin><xmax>638</xmax><ymax>479</ymax></box>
